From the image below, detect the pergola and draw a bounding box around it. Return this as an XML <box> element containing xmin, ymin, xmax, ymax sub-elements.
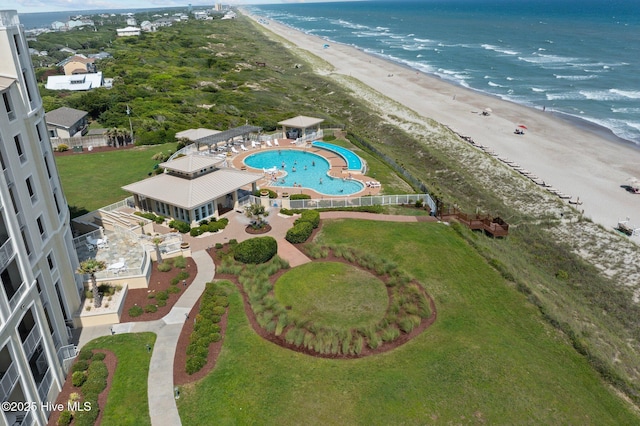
<box><xmin>277</xmin><ymin>115</ymin><xmax>324</xmax><ymax>139</ymax></box>
<box><xmin>194</xmin><ymin>124</ymin><xmax>262</xmax><ymax>152</ymax></box>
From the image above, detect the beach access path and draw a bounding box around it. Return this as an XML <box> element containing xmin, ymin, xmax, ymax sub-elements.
<box><xmin>246</xmin><ymin>11</ymin><xmax>640</xmax><ymax>233</ymax></box>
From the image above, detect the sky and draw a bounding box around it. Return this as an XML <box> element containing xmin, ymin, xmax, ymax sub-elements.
<box><xmin>14</xmin><ymin>0</ymin><xmax>354</xmax><ymax>14</ymax></box>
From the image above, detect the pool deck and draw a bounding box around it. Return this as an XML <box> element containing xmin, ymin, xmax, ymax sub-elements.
<box><xmin>230</xmin><ymin>139</ymin><xmax>381</xmax><ymax>198</ymax></box>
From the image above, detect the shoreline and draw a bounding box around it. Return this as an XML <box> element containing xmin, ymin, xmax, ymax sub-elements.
<box><xmin>243</xmin><ymin>10</ymin><xmax>640</xmax><ymax>232</ymax></box>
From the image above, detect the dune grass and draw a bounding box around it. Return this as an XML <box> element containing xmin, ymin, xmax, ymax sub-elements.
<box><xmin>82</xmin><ymin>332</ymin><xmax>156</xmax><ymax>426</ymax></box>
<box><xmin>275</xmin><ymin>262</ymin><xmax>388</xmax><ymax>329</ymax></box>
<box><xmin>177</xmin><ymin>221</ymin><xmax>637</xmax><ymax>424</ymax></box>
<box><xmin>54</xmin><ymin>143</ymin><xmax>176</xmax><ymax>215</ymax></box>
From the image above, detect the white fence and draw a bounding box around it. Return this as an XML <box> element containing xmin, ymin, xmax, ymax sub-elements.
<box><xmin>245</xmin><ymin>193</ymin><xmax>436</xmax><ymax>212</ymax></box>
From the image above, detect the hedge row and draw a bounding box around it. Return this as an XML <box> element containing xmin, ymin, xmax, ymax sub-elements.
<box><xmin>169</xmin><ymin>219</ymin><xmax>191</xmax><ymax>233</ymax></box>
<box><xmin>63</xmin><ymin>350</ymin><xmax>107</xmax><ymax>426</ymax></box>
<box><xmin>133</xmin><ymin>211</ymin><xmax>166</xmax><ymax>224</ymax></box>
<box><xmin>285</xmin><ymin>210</ymin><xmax>319</xmax><ymax>244</ymax></box>
<box><xmin>233</xmin><ymin>236</ymin><xmax>277</xmax><ymax>264</ymax></box>
<box><xmin>185</xmin><ymin>282</ymin><xmax>229</xmax><ymax>375</ymax></box>
<box><xmin>189</xmin><ymin>218</ymin><xmax>229</xmax><ymax>237</ymax></box>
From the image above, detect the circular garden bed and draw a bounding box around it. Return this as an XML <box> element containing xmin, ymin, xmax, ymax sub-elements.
<box><xmin>214</xmin><ymin>242</ymin><xmax>436</xmax><ymax>358</ymax></box>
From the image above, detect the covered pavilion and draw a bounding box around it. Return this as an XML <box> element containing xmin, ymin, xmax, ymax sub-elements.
<box><xmin>278</xmin><ymin>115</ymin><xmax>324</xmax><ymax>139</ymax></box>
<box><xmin>122</xmin><ymin>155</ymin><xmax>262</xmax><ymax>224</ymax></box>
<box><xmin>175</xmin><ymin>128</ymin><xmax>220</xmax><ymax>142</ymax></box>
<box><xmin>193</xmin><ymin>124</ymin><xmax>262</xmax><ymax>152</ymax></box>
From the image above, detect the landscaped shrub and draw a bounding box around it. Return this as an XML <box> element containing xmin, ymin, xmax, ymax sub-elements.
<box><xmin>285</xmin><ymin>221</ymin><xmax>313</xmax><ymax>244</ymax></box>
<box><xmin>133</xmin><ymin>211</ymin><xmax>165</xmax><ymax>224</ymax></box>
<box><xmin>71</xmin><ymin>360</ymin><xmax>89</xmax><ymax>373</ymax></box>
<box><xmin>296</xmin><ymin>210</ymin><xmax>320</xmax><ymax>228</ymax></box>
<box><xmin>290</xmin><ymin>193</ymin><xmax>311</xmax><ymax>200</ymax></box>
<box><xmin>128</xmin><ymin>305</ymin><xmax>143</xmax><ymax>317</ymax></box>
<box><xmin>233</xmin><ymin>236</ymin><xmax>277</xmax><ymax>264</ymax></box>
<box><xmin>72</xmin><ymin>371</ymin><xmax>86</xmax><ymax>387</ymax></box>
<box><xmin>176</xmin><ymin>270</ymin><xmax>189</xmax><ymax>280</ymax></box>
<box><xmin>144</xmin><ymin>304</ymin><xmax>158</xmax><ymax>313</ymax></box>
<box><xmin>56</xmin><ymin>143</ymin><xmax>69</xmax><ymax>152</ymax></box>
<box><xmin>92</xmin><ymin>352</ymin><xmax>106</xmax><ymax>361</ymax></box>
<box><xmin>156</xmin><ymin>290</ymin><xmax>169</xmax><ymax>301</ymax></box>
<box><xmin>253</xmin><ymin>188</ymin><xmax>277</xmax><ymax>198</ymax></box>
<box><xmin>169</xmin><ymin>219</ymin><xmax>191</xmax><ymax>233</ymax></box>
<box><xmin>78</xmin><ymin>349</ymin><xmax>93</xmax><ymax>361</ymax></box>
<box><xmin>157</xmin><ymin>262</ymin><xmax>172</xmax><ymax>272</ymax></box>
<box><xmin>57</xmin><ymin>410</ymin><xmax>73</xmax><ymax>426</ymax></box>
<box><xmin>173</xmin><ymin>256</ymin><xmax>187</xmax><ymax>269</ymax></box>
<box><xmin>190</xmin><ymin>227</ymin><xmax>205</xmax><ymax>237</ymax></box>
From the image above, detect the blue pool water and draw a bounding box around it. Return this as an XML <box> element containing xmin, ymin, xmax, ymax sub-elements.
<box><xmin>244</xmin><ymin>150</ymin><xmax>364</xmax><ymax>196</ymax></box>
<box><xmin>312</xmin><ymin>141</ymin><xmax>363</xmax><ymax>171</ymax></box>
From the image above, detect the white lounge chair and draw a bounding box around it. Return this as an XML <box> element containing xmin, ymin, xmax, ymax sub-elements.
<box><xmin>266</xmin><ymin>140</ymin><xmax>273</xmax><ymax>147</ymax></box>
<box><xmin>241</xmin><ymin>144</ymin><xmax>248</xmax><ymax>151</ymax></box>
<box><xmin>251</xmin><ymin>141</ymin><xmax>257</xmax><ymax>149</ymax></box>
<box><xmin>231</xmin><ymin>146</ymin><xmax>239</xmax><ymax>154</ymax></box>
<box><xmin>273</xmin><ymin>139</ymin><xmax>280</xmax><ymax>146</ymax></box>
<box><xmin>85</xmin><ymin>242</ymin><xmax>94</xmax><ymax>251</ymax></box>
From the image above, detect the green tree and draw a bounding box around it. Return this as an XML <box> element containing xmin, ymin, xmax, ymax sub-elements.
<box><xmin>76</xmin><ymin>259</ymin><xmax>107</xmax><ymax>308</ymax></box>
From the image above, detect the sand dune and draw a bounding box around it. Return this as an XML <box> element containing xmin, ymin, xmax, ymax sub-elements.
<box><xmin>246</xmin><ymin>12</ymin><xmax>640</xmax><ymax>234</ymax></box>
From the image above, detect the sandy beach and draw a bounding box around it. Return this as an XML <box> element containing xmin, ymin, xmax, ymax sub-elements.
<box><xmin>245</xmin><ymin>12</ymin><xmax>640</xmax><ymax>233</ymax></box>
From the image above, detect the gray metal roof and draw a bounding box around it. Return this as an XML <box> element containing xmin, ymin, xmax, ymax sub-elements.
<box><xmin>175</xmin><ymin>128</ymin><xmax>220</xmax><ymax>141</ymax></box>
<box><xmin>159</xmin><ymin>155</ymin><xmax>223</xmax><ymax>173</ymax></box>
<box><xmin>45</xmin><ymin>106</ymin><xmax>88</xmax><ymax>127</ymax></box>
<box><xmin>195</xmin><ymin>124</ymin><xmax>262</xmax><ymax>147</ymax></box>
<box><xmin>278</xmin><ymin>115</ymin><xmax>324</xmax><ymax>128</ymax></box>
<box><xmin>122</xmin><ymin>168</ymin><xmax>262</xmax><ymax>209</ymax></box>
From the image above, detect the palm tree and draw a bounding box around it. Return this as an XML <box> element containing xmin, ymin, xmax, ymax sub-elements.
<box><xmin>76</xmin><ymin>259</ymin><xmax>107</xmax><ymax>308</ymax></box>
<box><xmin>152</xmin><ymin>236</ymin><xmax>164</xmax><ymax>264</ymax></box>
<box><xmin>244</xmin><ymin>203</ymin><xmax>269</xmax><ymax>229</ymax></box>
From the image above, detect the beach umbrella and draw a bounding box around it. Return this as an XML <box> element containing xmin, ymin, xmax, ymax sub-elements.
<box><xmin>518</xmin><ymin>124</ymin><xmax>528</xmax><ymax>129</ymax></box>
<box><xmin>484</xmin><ymin>107</ymin><xmax>492</xmax><ymax>113</ymax></box>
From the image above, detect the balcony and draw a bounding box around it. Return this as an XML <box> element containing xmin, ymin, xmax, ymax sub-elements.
<box><xmin>0</xmin><ymin>362</ymin><xmax>18</xmax><ymax>402</ymax></box>
<box><xmin>22</xmin><ymin>324</ymin><xmax>41</xmax><ymax>359</ymax></box>
<box><xmin>0</xmin><ymin>238</ymin><xmax>14</xmax><ymax>271</ymax></box>
<box><xmin>37</xmin><ymin>368</ymin><xmax>51</xmax><ymax>402</ymax></box>
<box><xmin>8</xmin><ymin>281</ymin><xmax>27</xmax><ymax>311</ymax></box>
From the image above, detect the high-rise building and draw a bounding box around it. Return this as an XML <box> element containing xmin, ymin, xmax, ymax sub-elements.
<box><xmin>0</xmin><ymin>10</ymin><xmax>83</xmax><ymax>425</ymax></box>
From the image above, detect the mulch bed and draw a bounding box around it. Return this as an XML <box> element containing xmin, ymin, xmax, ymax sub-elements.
<box><xmin>120</xmin><ymin>257</ymin><xmax>198</xmax><ymax>323</ymax></box>
<box><xmin>47</xmin><ymin>350</ymin><xmax>117</xmax><ymax>426</ymax></box>
<box><xmin>245</xmin><ymin>224</ymin><xmax>272</xmax><ymax>234</ymax></box>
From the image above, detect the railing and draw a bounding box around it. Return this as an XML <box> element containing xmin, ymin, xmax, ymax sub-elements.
<box><xmin>101</xmin><ymin>196</ymin><xmax>135</xmax><ymax>212</ymax></box>
<box><xmin>287</xmin><ymin>194</ymin><xmax>435</xmax><ymax>211</ymax></box>
<box><xmin>58</xmin><ymin>344</ymin><xmax>77</xmax><ymax>374</ymax></box>
<box><xmin>0</xmin><ymin>362</ymin><xmax>18</xmax><ymax>401</ymax></box>
<box><xmin>292</xmin><ymin>129</ymin><xmax>323</xmax><ymax>146</ymax></box>
<box><xmin>8</xmin><ymin>281</ymin><xmax>28</xmax><ymax>311</ymax></box>
<box><xmin>37</xmin><ymin>368</ymin><xmax>51</xmax><ymax>401</ymax></box>
<box><xmin>0</xmin><ymin>237</ymin><xmax>14</xmax><ymax>270</ymax></box>
<box><xmin>22</xmin><ymin>324</ymin><xmax>41</xmax><ymax>359</ymax></box>
<box><xmin>72</xmin><ymin>227</ymin><xmax>104</xmax><ymax>251</ymax></box>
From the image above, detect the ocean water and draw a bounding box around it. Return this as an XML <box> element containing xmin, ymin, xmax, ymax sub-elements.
<box><xmin>248</xmin><ymin>0</ymin><xmax>640</xmax><ymax>145</ymax></box>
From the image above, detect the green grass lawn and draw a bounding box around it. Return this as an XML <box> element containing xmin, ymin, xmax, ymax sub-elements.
<box><xmin>177</xmin><ymin>221</ymin><xmax>638</xmax><ymax>424</ymax></box>
<box><xmin>82</xmin><ymin>332</ymin><xmax>156</xmax><ymax>426</ymax></box>
<box><xmin>54</xmin><ymin>143</ymin><xmax>176</xmax><ymax>215</ymax></box>
<box><xmin>274</xmin><ymin>261</ymin><xmax>388</xmax><ymax>329</ymax></box>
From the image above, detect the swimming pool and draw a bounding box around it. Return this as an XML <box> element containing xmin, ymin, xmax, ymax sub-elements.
<box><xmin>244</xmin><ymin>149</ymin><xmax>364</xmax><ymax>196</ymax></box>
<box><xmin>311</xmin><ymin>141</ymin><xmax>363</xmax><ymax>171</ymax></box>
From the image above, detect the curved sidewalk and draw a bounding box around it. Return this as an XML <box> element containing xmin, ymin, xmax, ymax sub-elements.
<box><xmin>138</xmin><ymin>249</ymin><xmax>215</xmax><ymax>426</ymax></box>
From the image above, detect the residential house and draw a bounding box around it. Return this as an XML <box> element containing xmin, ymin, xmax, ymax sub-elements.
<box><xmin>61</xmin><ymin>55</ymin><xmax>96</xmax><ymax>75</ymax></box>
<box><xmin>45</xmin><ymin>106</ymin><xmax>88</xmax><ymax>140</ymax></box>
<box><xmin>116</xmin><ymin>26</ymin><xmax>141</xmax><ymax>37</ymax></box>
<box><xmin>45</xmin><ymin>72</ymin><xmax>103</xmax><ymax>91</ymax></box>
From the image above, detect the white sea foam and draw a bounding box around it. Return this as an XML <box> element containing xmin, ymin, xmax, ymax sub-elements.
<box><xmin>554</xmin><ymin>74</ymin><xmax>597</xmax><ymax>80</ymax></box>
<box><xmin>612</xmin><ymin>107</ymin><xmax>640</xmax><ymax>114</ymax></box>
<box><xmin>481</xmin><ymin>44</ymin><xmax>519</xmax><ymax>55</ymax></box>
<box><xmin>610</xmin><ymin>89</ymin><xmax>640</xmax><ymax>99</ymax></box>
<box><xmin>531</xmin><ymin>87</ymin><xmax>546</xmax><ymax>93</ymax></box>
<box><xmin>413</xmin><ymin>37</ymin><xmax>432</xmax><ymax>43</ymax></box>
<box><xmin>487</xmin><ymin>81</ymin><xmax>504</xmax><ymax>87</ymax></box>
